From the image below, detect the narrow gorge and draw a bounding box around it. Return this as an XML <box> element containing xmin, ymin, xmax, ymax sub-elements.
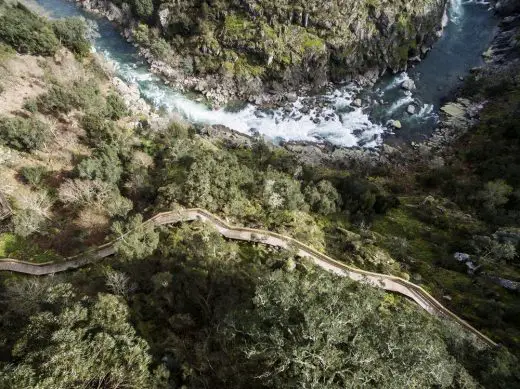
<box><xmin>35</xmin><ymin>0</ymin><xmax>495</xmax><ymax>147</ymax></box>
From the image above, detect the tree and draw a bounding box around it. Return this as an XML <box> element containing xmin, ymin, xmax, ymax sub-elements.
<box><xmin>76</xmin><ymin>146</ymin><xmax>123</xmax><ymax>184</ymax></box>
<box><xmin>221</xmin><ymin>270</ymin><xmax>472</xmax><ymax>389</ymax></box>
<box><xmin>262</xmin><ymin>170</ymin><xmax>307</xmax><ymax>212</ymax></box>
<box><xmin>0</xmin><ymin>4</ymin><xmax>59</xmax><ymax>56</ymax></box>
<box><xmin>0</xmin><ymin>289</ymin><xmax>168</xmax><ymax>388</ymax></box>
<box><xmin>133</xmin><ymin>0</ymin><xmax>154</xmax><ymax>19</ymax></box>
<box><xmin>477</xmin><ymin>179</ymin><xmax>513</xmax><ymax>213</ymax></box>
<box><xmin>52</xmin><ymin>17</ymin><xmax>91</xmax><ymax>57</ymax></box>
<box><xmin>105</xmin><ymin>269</ymin><xmax>134</xmax><ymax>298</ymax></box>
<box><xmin>105</xmin><ymin>93</ymin><xmax>128</xmax><ymax>120</ymax></box>
<box><xmin>112</xmin><ymin>214</ymin><xmax>160</xmax><ymax>261</ymax></box>
<box><xmin>58</xmin><ymin>178</ymin><xmax>132</xmax><ymax>217</ymax></box>
<box><xmin>12</xmin><ymin>190</ymin><xmax>53</xmax><ymax>237</ymax></box>
<box><xmin>471</xmin><ymin>235</ymin><xmax>517</xmax><ymax>264</ymax></box>
<box><xmin>159</xmin><ymin>150</ymin><xmax>254</xmax><ymax>216</ymax></box>
<box><xmin>304</xmin><ymin>180</ymin><xmax>342</xmax><ymax>215</ymax></box>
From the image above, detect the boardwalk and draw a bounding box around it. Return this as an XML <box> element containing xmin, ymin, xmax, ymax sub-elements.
<box><xmin>0</xmin><ymin>208</ymin><xmax>497</xmax><ymax>347</ymax></box>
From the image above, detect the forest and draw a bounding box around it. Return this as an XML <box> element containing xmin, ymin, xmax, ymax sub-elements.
<box><xmin>0</xmin><ymin>1</ymin><xmax>519</xmax><ymax>388</ymax></box>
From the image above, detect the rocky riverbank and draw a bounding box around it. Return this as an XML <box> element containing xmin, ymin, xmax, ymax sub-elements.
<box><xmin>74</xmin><ymin>0</ymin><xmax>448</xmax><ymax>107</ymax></box>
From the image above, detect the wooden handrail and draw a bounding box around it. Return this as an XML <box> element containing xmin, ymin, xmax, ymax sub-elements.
<box><xmin>0</xmin><ymin>207</ymin><xmax>497</xmax><ymax>346</ymax></box>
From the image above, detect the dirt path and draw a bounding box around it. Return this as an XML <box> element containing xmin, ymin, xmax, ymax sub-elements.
<box><xmin>0</xmin><ymin>208</ymin><xmax>497</xmax><ymax>346</ymax></box>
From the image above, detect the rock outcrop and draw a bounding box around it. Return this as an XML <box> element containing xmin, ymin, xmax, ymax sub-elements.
<box><xmin>76</xmin><ymin>0</ymin><xmax>447</xmax><ymax>106</ymax></box>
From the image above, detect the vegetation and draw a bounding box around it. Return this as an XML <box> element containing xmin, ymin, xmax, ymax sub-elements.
<box><xmin>0</xmin><ymin>3</ymin><xmax>90</xmax><ymax>58</ymax></box>
<box><xmin>0</xmin><ymin>4</ymin><xmax>519</xmax><ymax>389</ymax></box>
<box><xmin>0</xmin><ymin>3</ymin><xmax>59</xmax><ymax>56</ymax></box>
<box><xmin>0</xmin><ymin>116</ymin><xmax>50</xmax><ymax>152</ymax></box>
<box><xmin>52</xmin><ymin>17</ymin><xmax>91</xmax><ymax>58</ymax></box>
<box><xmin>127</xmin><ymin>0</ymin><xmax>438</xmax><ymax>99</ymax></box>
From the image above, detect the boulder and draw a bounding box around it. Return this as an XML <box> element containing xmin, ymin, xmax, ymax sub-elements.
<box><xmin>388</xmin><ymin>119</ymin><xmax>402</xmax><ymax>129</ymax></box>
<box><xmin>352</xmin><ymin>98</ymin><xmax>362</xmax><ymax>107</ymax></box>
<box><xmin>285</xmin><ymin>92</ymin><xmax>298</xmax><ymax>103</ymax></box>
<box><xmin>406</xmin><ymin>104</ymin><xmax>416</xmax><ymax>115</ymax></box>
<box><xmin>106</xmin><ymin>3</ymin><xmax>123</xmax><ymax>22</ymax></box>
<box><xmin>401</xmin><ymin>78</ymin><xmax>416</xmax><ymax>90</ymax></box>
<box><xmin>158</xmin><ymin>6</ymin><xmax>171</xmax><ymax>30</ymax></box>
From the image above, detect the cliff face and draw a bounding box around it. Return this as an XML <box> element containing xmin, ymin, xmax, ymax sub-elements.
<box><xmin>80</xmin><ymin>0</ymin><xmax>447</xmax><ymax>104</ymax></box>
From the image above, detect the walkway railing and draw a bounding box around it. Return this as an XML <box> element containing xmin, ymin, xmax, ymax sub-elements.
<box><xmin>0</xmin><ymin>208</ymin><xmax>497</xmax><ymax>346</ymax></box>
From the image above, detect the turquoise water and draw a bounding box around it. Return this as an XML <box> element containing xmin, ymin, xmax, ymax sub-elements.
<box><xmin>34</xmin><ymin>0</ymin><xmax>497</xmax><ymax>147</ymax></box>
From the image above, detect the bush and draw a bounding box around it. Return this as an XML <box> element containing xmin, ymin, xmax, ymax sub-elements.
<box><xmin>80</xmin><ymin>113</ymin><xmax>132</xmax><ymax>153</ymax></box>
<box><xmin>20</xmin><ymin>166</ymin><xmax>48</xmax><ymax>187</ymax></box>
<box><xmin>105</xmin><ymin>93</ymin><xmax>128</xmax><ymax>120</ymax></box>
<box><xmin>35</xmin><ymin>80</ymin><xmax>102</xmax><ymax>116</ymax></box>
<box><xmin>0</xmin><ymin>116</ymin><xmax>50</xmax><ymax>151</ymax></box>
<box><xmin>0</xmin><ymin>4</ymin><xmax>59</xmax><ymax>56</ymax></box>
<box><xmin>52</xmin><ymin>17</ymin><xmax>91</xmax><ymax>58</ymax></box>
<box><xmin>150</xmin><ymin>38</ymin><xmax>171</xmax><ymax>58</ymax></box>
<box><xmin>35</xmin><ymin>85</ymin><xmax>81</xmax><ymax>115</ymax></box>
<box><xmin>133</xmin><ymin>0</ymin><xmax>154</xmax><ymax>19</ymax></box>
<box><xmin>76</xmin><ymin>146</ymin><xmax>123</xmax><ymax>184</ymax></box>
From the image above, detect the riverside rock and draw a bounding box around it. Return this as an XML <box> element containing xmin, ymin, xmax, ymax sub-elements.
<box><xmin>388</xmin><ymin>119</ymin><xmax>402</xmax><ymax>129</ymax></box>
<box><xmin>401</xmin><ymin>78</ymin><xmax>416</xmax><ymax>90</ymax></box>
<box><xmin>77</xmin><ymin>0</ymin><xmax>447</xmax><ymax>105</ymax></box>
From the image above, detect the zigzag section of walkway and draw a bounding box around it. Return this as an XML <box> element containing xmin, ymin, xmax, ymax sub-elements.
<box><xmin>0</xmin><ymin>208</ymin><xmax>497</xmax><ymax>346</ymax></box>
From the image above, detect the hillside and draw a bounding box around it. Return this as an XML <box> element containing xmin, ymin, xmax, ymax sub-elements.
<box><xmin>79</xmin><ymin>0</ymin><xmax>447</xmax><ymax>105</ymax></box>
<box><xmin>0</xmin><ymin>1</ymin><xmax>519</xmax><ymax>388</ymax></box>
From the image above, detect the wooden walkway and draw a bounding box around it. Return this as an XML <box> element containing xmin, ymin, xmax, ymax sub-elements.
<box><xmin>0</xmin><ymin>208</ymin><xmax>497</xmax><ymax>347</ymax></box>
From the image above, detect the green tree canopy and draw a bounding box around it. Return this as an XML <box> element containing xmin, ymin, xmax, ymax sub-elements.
<box><xmin>52</xmin><ymin>17</ymin><xmax>91</xmax><ymax>57</ymax></box>
<box><xmin>222</xmin><ymin>270</ymin><xmax>475</xmax><ymax>389</ymax></box>
<box><xmin>112</xmin><ymin>214</ymin><xmax>160</xmax><ymax>261</ymax></box>
<box><xmin>0</xmin><ymin>286</ymin><xmax>167</xmax><ymax>388</ymax></box>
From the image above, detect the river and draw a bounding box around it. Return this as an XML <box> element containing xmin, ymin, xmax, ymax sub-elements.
<box><xmin>34</xmin><ymin>0</ymin><xmax>497</xmax><ymax>148</ymax></box>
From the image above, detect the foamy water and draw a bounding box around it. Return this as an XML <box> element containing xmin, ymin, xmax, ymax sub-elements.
<box><xmin>35</xmin><ymin>0</ymin><xmax>494</xmax><ymax>147</ymax></box>
<box><xmin>101</xmin><ymin>50</ymin><xmax>389</xmax><ymax>147</ymax></box>
<box><xmin>450</xmin><ymin>0</ymin><xmax>465</xmax><ymax>24</ymax></box>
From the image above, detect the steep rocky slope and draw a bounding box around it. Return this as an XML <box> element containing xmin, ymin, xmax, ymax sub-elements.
<box><xmin>79</xmin><ymin>0</ymin><xmax>447</xmax><ymax>105</ymax></box>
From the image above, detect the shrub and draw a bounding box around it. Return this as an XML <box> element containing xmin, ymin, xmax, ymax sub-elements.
<box><xmin>133</xmin><ymin>0</ymin><xmax>154</xmax><ymax>19</ymax></box>
<box><xmin>52</xmin><ymin>17</ymin><xmax>91</xmax><ymax>58</ymax></box>
<box><xmin>105</xmin><ymin>93</ymin><xmax>128</xmax><ymax>120</ymax></box>
<box><xmin>20</xmin><ymin>166</ymin><xmax>48</xmax><ymax>187</ymax></box>
<box><xmin>150</xmin><ymin>38</ymin><xmax>171</xmax><ymax>58</ymax></box>
<box><xmin>35</xmin><ymin>85</ymin><xmax>81</xmax><ymax>115</ymax></box>
<box><xmin>0</xmin><ymin>4</ymin><xmax>59</xmax><ymax>55</ymax></box>
<box><xmin>0</xmin><ymin>116</ymin><xmax>50</xmax><ymax>151</ymax></box>
<box><xmin>36</xmin><ymin>80</ymin><xmax>102</xmax><ymax>115</ymax></box>
<box><xmin>304</xmin><ymin>180</ymin><xmax>342</xmax><ymax>215</ymax></box>
<box><xmin>23</xmin><ymin>99</ymin><xmax>38</xmax><ymax>113</ymax></box>
<box><xmin>0</xmin><ymin>42</ymin><xmax>15</xmax><ymax>61</ymax></box>
<box><xmin>76</xmin><ymin>146</ymin><xmax>123</xmax><ymax>184</ymax></box>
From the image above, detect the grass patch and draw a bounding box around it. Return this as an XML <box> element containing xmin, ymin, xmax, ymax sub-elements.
<box><xmin>0</xmin><ymin>233</ymin><xmax>62</xmax><ymax>263</ymax></box>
